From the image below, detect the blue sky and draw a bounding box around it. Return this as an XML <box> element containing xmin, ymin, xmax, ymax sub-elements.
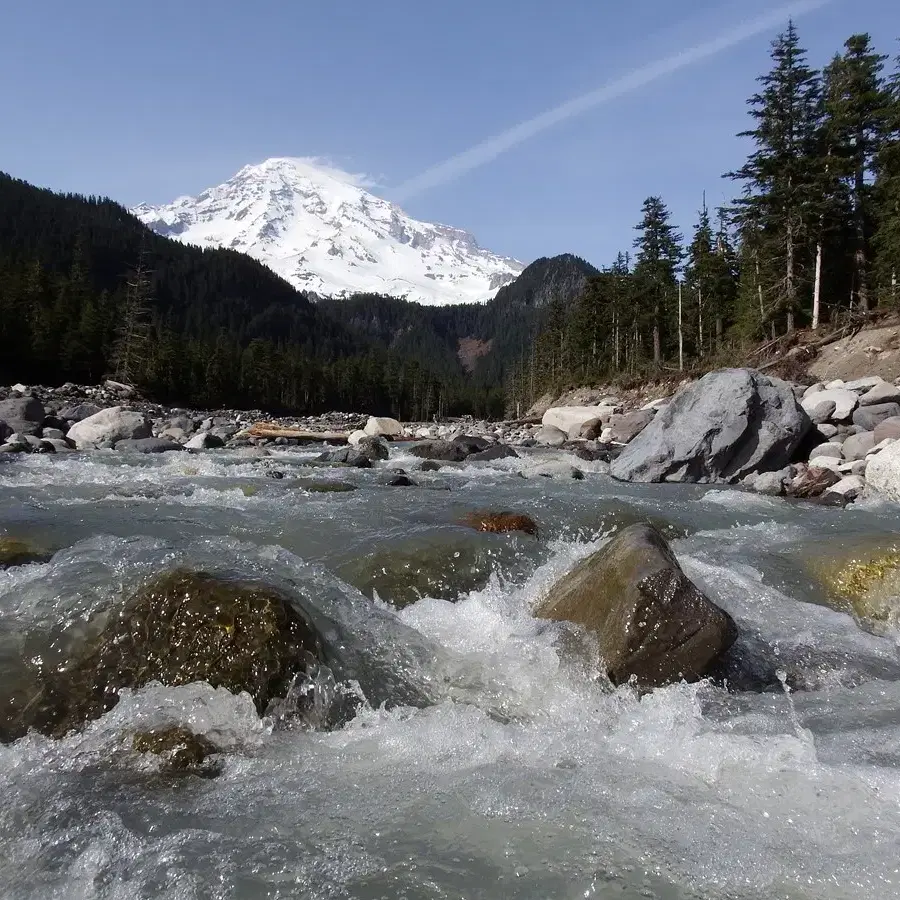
<box><xmin>1</xmin><ymin>0</ymin><xmax>896</xmax><ymax>267</ymax></box>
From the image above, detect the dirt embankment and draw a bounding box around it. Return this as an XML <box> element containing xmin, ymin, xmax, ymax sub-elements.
<box><xmin>807</xmin><ymin>324</ymin><xmax>900</xmax><ymax>383</ymax></box>
<box><xmin>530</xmin><ymin>318</ymin><xmax>900</xmax><ymax>416</ymax></box>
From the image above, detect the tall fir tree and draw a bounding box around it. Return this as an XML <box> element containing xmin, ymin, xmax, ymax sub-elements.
<box><xmin>874</xmin><ymin>48</ymin><xmax>900</xmax><ymax>306</ymax></box>
<box><xmin>728</xmin><ymin>21</ymin><xmax>822</xmax><ymax>333</ymax></box>
<box><xmin>633</xmin><ymin>196</ymin><xmax>682</xmax><ymax>366</ymax></box>
<box><xmin>822</xmin><ymin>34</ymin><xmax>889</xmax><ymax>314</ymax></box>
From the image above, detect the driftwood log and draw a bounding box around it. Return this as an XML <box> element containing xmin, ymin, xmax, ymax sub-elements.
<box><xmin>240</xmin><ymin>422</ymin><xmax>350</xmax><ymax>443</ymax></box>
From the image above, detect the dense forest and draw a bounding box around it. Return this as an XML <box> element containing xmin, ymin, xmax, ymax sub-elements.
<box><xmin>511</xmin><ymin>26</ymin><xmax>900</xmax><ymax>411</ymax></box>
<box><xmin>0</xmin><ymin>174</ymin><xmax>485</xmax><ymax>418</ymax></box>
<box><xmin>1</xmin><ymin>24</ymin><xmax>898</xmax><ymax>419</ymax></box>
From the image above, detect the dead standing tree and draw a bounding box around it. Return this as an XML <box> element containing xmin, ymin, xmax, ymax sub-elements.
<box><xmin>111</xmin><ymin>244</ymin><xmax>154</xmax><ymax>385</ymax></box>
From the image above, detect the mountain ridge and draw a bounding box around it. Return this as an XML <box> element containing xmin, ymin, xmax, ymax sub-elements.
<box><xmin>134</xmin><ymin>157</ymin><xmax>525</xmax><ymax>307</ymax></box>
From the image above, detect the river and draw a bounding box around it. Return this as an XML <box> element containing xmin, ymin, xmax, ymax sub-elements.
<box><xmin>1</xmin><ymin>445</ymin><xmax>899</xmax><ymax>899</ymax></box>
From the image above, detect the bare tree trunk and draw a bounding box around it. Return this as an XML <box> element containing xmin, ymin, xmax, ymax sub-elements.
<box><xmin>786</xmin><ymin>221</ymin><xmax>796</xmax><ymax>334</ymax></box>
<box><xmin>697</xmin><ymin>284</ymin><xmax>703</xmax><ymax>358</ymax></box>
<box><xmin>755</xmin><ymin>251</ymin><xmax>764</xmax><ymax>325</ymax></box>
<box><xmin>653</xmin><ymin>301</ymin><xmax>661</xmax><ymax>366</ymax></box>
<box><xmin>677</xmin><ymin>282</ymin><xmax>684</xmax><ymax>371</ymax></box>
<box><xmin>854</xmin><ymin>143</ymin><xmax>869</xmax><ymax>314</ymax></box>
<box><xmin>614</xmin><ymin>310</ymin><xmax>620</xmax><ymax>371</ymax></box>
<box><xmin>812</xmin><ymin>240</ymin><xmax>823</xmax><ymax>330</ymax></box>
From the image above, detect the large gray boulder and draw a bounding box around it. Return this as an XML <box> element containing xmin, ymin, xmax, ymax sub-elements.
<box><xmin>363</xmin><ymin>416</ymin><xmax>403</xmax><ymax>438</ymax></box>
<box><xmin>865</xmin><ymin>441</ymin><xmax>900</xmax><ymax>503</ymax></box>
<box><xmin>66</xmin><ymin>406</ymin><xmax>152</xmax><ymax>449</ymax></box>
<box><xmin>0</xmin><ymin>397</ymin><xmax>45</xmax><ymax>437</ymax></box>
<box><xmin>610</xmin><ymin>369</ymin><xmax>811</xmax><ymax>483</ymax></box>
<box><xmin>535</xmin><ymin>524</ymin><xmax>737</xmax><ymax>688</ymax></box>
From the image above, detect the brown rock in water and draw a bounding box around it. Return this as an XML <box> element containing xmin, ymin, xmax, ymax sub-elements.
<box><xmin>132</xmin><ymin>726</ymin><xmax>221</xmax><ymax>778</ymax></box>
<box><xmin>462</xmin><ymin>511</ymin><xmax>538</xmax><ymax>536</ymax></box>
<box><xmin>1</xmin><ymin>569</ymin><xmax>324</xmax><ymax>741</ymax></box>
<box><xmin>787</xmin><ymin>465</ymin><xmax>841</xmax><ymax>499</ymax></box>
<box><xmin>535</xmin><ymin>523</ymin><xmax>737</xmax><ymax>689</ymax></box>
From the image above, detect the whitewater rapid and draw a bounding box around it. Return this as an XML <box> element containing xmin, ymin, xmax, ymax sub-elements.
<box><xmin>1</xmin><ymin>447</ymin><xmax>899</xmax><ymax>899</ymax></box>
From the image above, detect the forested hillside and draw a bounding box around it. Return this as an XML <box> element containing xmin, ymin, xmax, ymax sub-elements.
<box><xmin>317</xmin><ymin>253</ymin><xmax>596</xmax><ymax>391</ymax></box>
<box><xmin>514</xmin><ymin>26</ymin><xmax>900</xmax><ymax>410</ymax></box>
<box><xmin>0</xmin><ymin>174</ymin><xmax>468</xmax><ymax>417</ymax></box>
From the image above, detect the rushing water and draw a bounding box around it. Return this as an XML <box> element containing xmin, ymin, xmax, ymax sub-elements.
<box><xmin>2</xmin><ymin>445</ymin><xmax>900</xmax><ymax>899</ymax></box>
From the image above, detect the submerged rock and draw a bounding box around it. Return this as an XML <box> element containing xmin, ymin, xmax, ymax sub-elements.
<box><xmin>317</xmin><ymin>446</ymin><xmax>373</xmax><ymax>468</ymax></box>
<box><xmin>809</xmin><ymin>544</ymin><xmax>900</xmax><ymax>625</ymax></box>
<box><xmin>339</xmin><ymin>530</ymin><xmax>535</xmax><ymax>609</ymax></box>
<box><xmin>468</xmin><ymin>444</ymin><xmax>519</xmax><ymax>462</ymax></box>
<box><xmin>386</xmin><ymin>475</ymin><xmax>416</xmax><ymax>487</ymax></box>
<box><xmin>356</xmin><ymin>435</ymin><xmax>390</xmax><ymax>461</ymax></box>
<box><xmin>114</xmin><ymin>437</ymin><xmax>184</xmax><ymax>453</ymax></box>
<box><xmin>610</xmin><ymin>369</ymin><xmax>811</xmax><ymax>484</ymax></box>
<box><xmin>462</xmin><ymin>511</ymin><xmax>538</xmax><ymax>536</ymax></box>
<box><xmin>291</xmin><ymin>478</ymin><xmax>357</xmax><ymax>493</ymax></box>
<box><xmin>132</xmin><ymin>726</ymin><xmax>221</xmax><ymax>778</ymax></box>
<box><xmin>0</xmin><ymin>537</ymin><xmax>51</xmax><ymax>569</ymax></box>
<box><xmin>409</xmin><ymin>439</ymin><xmax>468</xmax><ymax>462</ymax></box>
<box><xmin>0</xmin><ymin>569</ymin><xmax>325</xmax><ymax>741</ymax></box>
<box><xmin>535</xmin><ymin>524</ymin><xmax>737</xmax><ymax>689</ymax></box>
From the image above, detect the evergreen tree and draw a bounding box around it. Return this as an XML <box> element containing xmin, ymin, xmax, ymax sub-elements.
<box><xmin>874</xmin><ymin>49</ymin><xmax>900</xmax><ymax>306</ymax></box>
<box><xmin>822</xmin><ymin>34</ymin><xmax>890</xmax><ymax>314</ymax></box>
<box><xmin>728</xmin><ymin>21</ymin><xmax>822</xmax><ymax>333</ymax></box>
<box><xmin>684</xmin><ymin>202</ymin><xmax>716</xmax><ymax>358</ymax></box>
<box><xmin>633</xmin><ymin>196</ymin><xmax>682</xmax><ymax>365</ymax></box>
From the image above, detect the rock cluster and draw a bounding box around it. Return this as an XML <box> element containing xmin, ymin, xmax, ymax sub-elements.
<box><xmin>7</xmin><ymin>368</ymin><xmax>900</xmax><ymax>507</ymax></box>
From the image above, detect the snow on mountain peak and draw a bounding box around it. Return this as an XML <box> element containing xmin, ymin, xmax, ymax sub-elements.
<box><xmin>133</xmin><ymin>157</ymin><xmax>525</xmax><ymax>306</ymax></box>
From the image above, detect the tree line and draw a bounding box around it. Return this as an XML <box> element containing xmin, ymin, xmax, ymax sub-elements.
<box><xmin>513</xmin><ymin>25</ymin><xmax>900</xmax><ymax>411</ymax></box>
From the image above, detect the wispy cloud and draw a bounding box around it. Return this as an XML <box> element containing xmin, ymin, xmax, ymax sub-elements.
<box><xmin>393</xmin><ymin>0</ymin><xmax>833</xmax><ymax>203</ymax></box>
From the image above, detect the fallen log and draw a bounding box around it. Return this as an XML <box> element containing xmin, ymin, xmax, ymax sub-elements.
<box><xmin>240</xmin><ymin>422</ymin><xmax>350</xmax><ymax>442</ymax></box>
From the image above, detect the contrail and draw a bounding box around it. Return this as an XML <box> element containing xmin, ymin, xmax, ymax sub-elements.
<box><xmin>393</xmin><ymin>0</ymin><xmax>833</xmax><ymax>202</ymax></box>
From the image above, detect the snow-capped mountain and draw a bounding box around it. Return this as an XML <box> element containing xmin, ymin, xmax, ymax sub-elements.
<box><xmin>133</xmin><ymin>157</ymin><xmax>524</xmax><ymax>306</ymax></box>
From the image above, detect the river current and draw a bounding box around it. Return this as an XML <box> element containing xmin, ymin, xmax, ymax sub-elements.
<box><xmin>1</xmin><ymin>445</ymin><xmax>899</xmax><ymax>899</ymax></box>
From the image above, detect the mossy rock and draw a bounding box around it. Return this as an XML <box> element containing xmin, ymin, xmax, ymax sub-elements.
<box><xmin>810</xmin><ymin>544</ymin><xmax>900</xmax><ymax>624</ymax></box>
<box><xmin>338</xmin><ymin>531</ymin><xmax>533</xmax><ymax>609</ymax></box>
<box><xmin>0</xmin><ymin>537</ymin><xmax>51</xmax><ymax>569</ymax></box>
<box><xmin>1</xmin><ymin>569</ymin><xmax>324</xmax><ymax>741</ymax></box>
<box><xmin>132</xmin><ymin>725</ymin><xmax>221</xmax><ymax>778</ymax></box>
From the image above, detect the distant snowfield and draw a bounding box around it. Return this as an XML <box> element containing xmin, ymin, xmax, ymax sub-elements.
<box><xmin>133</xmin><ymin>157</ymin><xmax>525</xmax><ymax>306</ymax></box>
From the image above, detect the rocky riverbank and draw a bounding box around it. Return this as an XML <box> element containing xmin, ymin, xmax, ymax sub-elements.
<box><xmin>5</xmin><ymin>369</ymin><xmax>900</xmax><ymax>507</ymax></box>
